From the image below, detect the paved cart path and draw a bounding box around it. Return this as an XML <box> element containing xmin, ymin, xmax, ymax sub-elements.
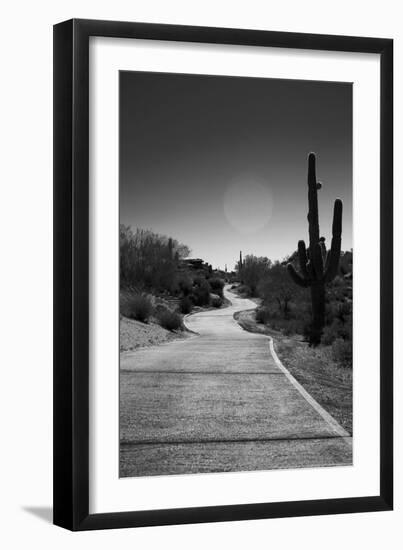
<box><xmin>120</xmin><ymin>287</ymin><xmax>352</xmax><ymax>476</ymax></box>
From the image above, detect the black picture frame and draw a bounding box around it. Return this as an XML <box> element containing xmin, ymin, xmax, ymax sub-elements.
<box><xmin>53</xmin><ymin>18</ymin><xmax>393</xmax><ymax>531</ymax></box>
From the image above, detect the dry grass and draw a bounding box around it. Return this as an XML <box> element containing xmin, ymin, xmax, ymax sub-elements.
<box><xmin>274</xmin><ymin>340</ymin><xmax>352</xmax><ymax>434</ymax></box>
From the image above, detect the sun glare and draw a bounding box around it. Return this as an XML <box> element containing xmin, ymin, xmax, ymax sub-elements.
<box><xmin>223</xmin><ymin>178</ymin><xmax>273</xmax><ymax>235</ymax></box>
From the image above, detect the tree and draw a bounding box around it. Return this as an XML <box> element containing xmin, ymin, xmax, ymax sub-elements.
<box><xmin>119</xmin><ymin>225</ymin><xmax>191</xmax><ymax>291</ymax></box>
<box><xmin>258</xmin><ymin>262</ymin><xmax>301</xmax><ymax>318</ymax></box>
<box><xmin>241</xmin><ymin>255</ymin><xmax>272</xmax><ymax>296</ymax></box>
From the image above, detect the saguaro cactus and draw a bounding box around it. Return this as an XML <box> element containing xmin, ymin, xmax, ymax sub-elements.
<box><xmin>238</xmin><ymin>251</ymin><xmax>244</xmax><ymax>282</ymax></box>
<box><xmin>287</xmin><ymin>153</ymin><xmax>343</xmax><ymax>345</ymax></box>
<box><xmin>168</xmin><ymin>237</ymin><xmax>174</xmax><ymax>259</ymax></box>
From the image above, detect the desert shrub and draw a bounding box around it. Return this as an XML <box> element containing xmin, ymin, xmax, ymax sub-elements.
<box><xmin>331</xmin><ymin>338</ymin><xmax>353</xmax><ymax>367</ymax></box>
<box><xmin>193</xmin><ymin>276</ymin><xmax>205</xmax><ymax>287</ymax></box>
<box><xmin>157</xmin><ymin>309</ymin><xmax>182</xmax><ymax>331</ymax></box>
<box><xmin>258</xmin><ymin>263</ymin><xmax>306</xmax><ymax>319</ymax></box>
<box><xmin>281</xmin><ymin>320</ymin><xmax>303</xmax><ymax>336</ymax></box>
<box><xmin>192</xmin><ymin>287</ymin><xmax>210</xmax><ymax>306</ymax></box>
<box><xmin>339</xmin><ymin>318</ymin><xmax>353</xmax><ymax>341</ymax></box>
<box><xmin>125</xmin><ymin>293</ymin><xmax>153</xmax><ymax>323</ymax></box>
<box><xmin>283</xmin><ymin>325</ymin><xmax>295</xmax><ymax>336</ymax></box>
<box><xmin>322</xmin><ymin>312</ymin><xmax>352</xmax><ymax>345</ymax></box>
<box><xmin>302</xmin><ymin>321</ymin><xmax>314</xmax><ymax>342</ymax></box>
<box><xmin>192</xmin><ymin>278</ymin><xmax>210</xmax><ymax>306</ymax></box>
<box><xmin>119</xmin><ymin>225</ymin><xmax>190</xmax><ymax>291</ymax></box>
<box><xmin>255</xmin><ymin>307</ymin><xmax>271</xmax><ymax>324</ymax></box>
<box><xmin>326</xmin><ymin>299</ymin><xmax>352</xmax><ymax>324</ymax></box>
<box><xmin>179</xmin><ymin>296</ymin><xmax>193</xmax><ymax>314</ymax></box>
<box><xmin>241</xmin><ymin>255</ymin><xmax>272</xmax><ymax>296</ymax></box>
<box><xmin>209</xmin><ymin>277</ymin><xmax>225</xmax><ymax>298</ymax></box>
<box><xmin>237</xmin><ymin>284</ymin><xmax>251</xmax><ymax>296</ymax></box>
<box><xmin>177</xmin><ymin>276</ymin><xmax>193</xmax><ymax>296</ymax></box>
<box><xmin>211</xmin><ymin>295</ymin><xmax>223</xmax><ymax>308</ymax></box>
<box><xmin>322</xmin><ymin>322</ymin><xmax>340</xmax><ymax>345</ymax></box>
<box><xmin>157</xmin><ymin>265</ymin><xmax>178</xmax><ymax>294</ymax></box>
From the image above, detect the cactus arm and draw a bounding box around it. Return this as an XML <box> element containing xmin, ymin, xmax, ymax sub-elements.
<box><xmin>324</xmin><ymin>250</ymin><xmax>331</xmax><ymax>272</ymax></box>
<box><xmin>307</xmin><ymin>153</ymin><xmax>320</xmax><ymax>248</ymax></box>
<box><xmin>325</xmin><ymin>199</ymin><xmax>343</xmax><ymax>282</ymax></box>
<box><xmin>297</xmin><ymin>240</ymin><xmax>309</xmax><ymax>279</ymax></box>
<box><xmin>319</xmin><ymin>237</ymin><xmax>327</xmax><ymax>263</ymax></box>
<box><xmin>287</xmin><ymin>264</ymin><xmax>310</xmax><ymax>287</ymax></box>
<box><xmin>332</xmin><ymin>199</ymin><xmax>343</xmax><ymax>239</ymax></box>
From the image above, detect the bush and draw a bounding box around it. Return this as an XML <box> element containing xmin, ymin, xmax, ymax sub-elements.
<box><xmin>322</xmin><ymin>315</ymin><xmax>353</xmax><ymax>345</ymax></box>
<box><xmin>331</xmin><ymin>338</ymin><xmax>352</xmax><ymax>366</ymax></box>
<box><xmin>283</xmin><ymin>325</ymin><xmax>295</xmax><ymax>336</ymax></box>
<box><xmin>209</xmin><ymin>277</ymin><xmax>225</xmax><ymax>298</ymax></box>
<box><xmin>192</xmin><ymin>287</ymin><xmax>210</xmax><ymax>306</ymax></box>
<box><xmin>178</xmin><ymin>276</ymin><xmax>193</xmax><ymax>296</ymax></box>
<box><xmin>255</xmin><ymin>307</ymin><xmax>271</xmax><ymax>324</ymax></box>
<box><xmin>282</xmin><ymin>320</ymin><xmax>302</xmax><ymax>336</ymax></box>
<box><xmin>237</xmin><ymin>284</ymin><xmax>251</xmax><ymax>296</ymax></box>
<box><xmin>125</xmin><ymin>293</ymin><xmax>153</xmax><ymax>323</ymax></box>
<box><xmin>193</xmin><ymin>276</ymin><xmax>207</xmax><ymax>287</ymax></box>
<box><xmin>120</xmin><ymin>225</ymin><xmax>190</xmax><ymax>291</ymax></box>
<box><xmin>211</xmin><ymin>295</ymin><xmax>223</xmax><ymax>308</ymax></box>
<box><xmin>157</xmin><ymin>309</ymin><xmax>182</xmax><ymax>331</ymax></box>
<box><xmin>179</xmin><ymin>296</ymin><xmax>193</xmax><ymax>314</ymax></box>
<box><xmin>322</xmin><ymin>322</ymin><xmax>340</xmax><ymax>345</ymax></box>
<box><xmin>241</xmin><ymin>255</ymin><xmax>272</xmax><ymax>296</ymax></box>
<box><xmin>192</xmin><ymin>278</ymin><xmax>210</xmax><ymax>306</ymax></box>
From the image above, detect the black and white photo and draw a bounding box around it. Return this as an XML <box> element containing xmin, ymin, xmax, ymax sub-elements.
<box><xmin>119</xmin><ymin>71</ymin><xmax>353</xmax><ymax>477</ymax></box>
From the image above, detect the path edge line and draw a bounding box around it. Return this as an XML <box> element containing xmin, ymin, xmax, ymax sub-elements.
<box><xmin>268</xmin><ymin>337</ymin><xmax>350</xmax><ymax>438</ymax></box>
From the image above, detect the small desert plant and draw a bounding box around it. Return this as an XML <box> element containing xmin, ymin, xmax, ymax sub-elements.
<box><xmin>192</xmin><ymin>278</ymin><xmax>210</xmax><ymax>306</ymax></box>
<box><xmin>255</xmin><ymin>307</ymin><xmax>271</xmax><ymax>324</ymax></box>
<box><xmin>322</xmin><ymin>315</ymin><xmax>352</xmax><ymax>345</ymax></box>
<box><xmin>335</xmin><ymin>301</ymin><xmax>352</xmax><ymax>324</ymax></box>
<box><xmin>179</xmin><ymin>296</ymin><xmax>193</xmax><ymax>314</ymax></box>
<box><xmin>125</xmin><ymin>293</ymin><xmax>153</xmax><ymax>323</ymax></box>
<box><xmin>157</xmin><ymin>309</ymin><xmax>182</xmax><ymax>331</ymax></box>
<box><xmin>211</xmin><ymin>295</ymin><xmax>223</xmax><ymax>308</ymax></box>
<box><xmin>321</xmin><ymin>322</ymin><xmax>340</xmax><ymax>345</ymax></box>
<box><xmin>237</xmin><ymin>284</ymin><xmax>251</xmax><ymax>296</ymax></box>
<box><xmin>178</xmin><ymin>276</ymin><xmax>193</xmax><ymax>296</ymax></box>
<box><xmin>331</xmin><ymin>338</ymin><xmax>352</xmax><ymax>367</ymax></box>
<box><xmin>283</xmin><ymin>325</ymin><xmax>296</xmax><ymax>336</ymax></box>
<box><xmin>209</xmin><ymin>277</ymin><xmax>225</xmax><ymax>298</ymax></box>
<box><xmin>241</xmin><ymin>255</ymin><xmax>272</xmax><ymax>296</ymax></box>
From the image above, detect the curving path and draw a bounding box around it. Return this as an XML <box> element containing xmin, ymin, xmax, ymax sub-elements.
<box><xmin>120</xmin><ymin>286</ymin><xmax>352</xmax><ymax>477</ymax></box>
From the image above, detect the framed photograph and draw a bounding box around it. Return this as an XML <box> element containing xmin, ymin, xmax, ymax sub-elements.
<box><xmin>53</xmin><ymin>19</ymin><xmax>393</xmax><ymax>530</ymax></box>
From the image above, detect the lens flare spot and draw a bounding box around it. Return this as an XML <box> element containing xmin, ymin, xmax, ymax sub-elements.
<box><xmin>223</xmin><ymin>178</ymin><xmax>273</xmax><ymax>235</ymax></box>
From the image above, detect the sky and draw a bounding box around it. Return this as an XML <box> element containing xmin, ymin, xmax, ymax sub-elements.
<box><xmin>120</xmin><ymin>71</ymin><xmax>352</xmax><ymax>271</ymax></box>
